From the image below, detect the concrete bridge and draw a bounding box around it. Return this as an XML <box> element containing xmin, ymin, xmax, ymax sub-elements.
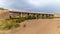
<box><xmin>0</xmin><ymin>9</ymin><xmax>54</xmax><ymax>19</ymax></box>
<box><xmin>10</xmin><ymin>10</ymin><xmax>54</xmax><ymax>19</ymax></box>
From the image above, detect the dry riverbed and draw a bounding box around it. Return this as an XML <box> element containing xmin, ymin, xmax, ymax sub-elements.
<box><xmin>2</xmin><ymin>19</ymin><xmax>60</xmax><ymax>34</ymax></box>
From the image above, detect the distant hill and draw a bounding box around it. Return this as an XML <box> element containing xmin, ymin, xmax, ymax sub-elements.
<box><xmin>0</xmin><ymin>8</ymin><xmax>5</xmax><ymax>10</ymax></box>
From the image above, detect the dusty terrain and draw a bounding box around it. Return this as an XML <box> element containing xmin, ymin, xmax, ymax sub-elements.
<box><xmin>5</xmin><ymin>19</ymin><xmax>60</xmax><ymax>34</ymax></box>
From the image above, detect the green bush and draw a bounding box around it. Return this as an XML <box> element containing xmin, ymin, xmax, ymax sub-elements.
<box><xmin>0</xmin><ymin>19</ymin><xmax>20</xmax><ymax>30</ymax></box>
<box><xmin>46</xmin><ymin>15</ymin><xmax>54</xmax><ymax>19</ymax></box>
<box><xmin>0</xmin><ymin>17</ymin><xmax>27</xmax><ymax>30</ymax></box>
<box><xmin>19</xmin><ymin>17</ymin><xmax>26</xmax><ymax>22</ymax></box>
<box><xmin>10</xmin><ymin>16</ymin><xmax>27</xmax><ymax>23</ymax></box>
<box><xmin>0</xmin><ymin>15</ymin><xmax>44</xmax><ymax>30</ymax></box>
<box><xmin>0</xmin><ymin>20</ymin><xmax>11</xmax><ymax>30</ymax></box>
<box><xmin>11</xmin><ymin>19</ymin><xmax>20</xmax><ymax>23</ymax></box>
<box><xmin>10</xmin><ymin>15</ymin><xmax>20</xmax><ymax>19</ymax></box>
<box><xmin>27</xmin><ymin>16</ymin><xmax>36</xmax><ymax>20</ymax></box>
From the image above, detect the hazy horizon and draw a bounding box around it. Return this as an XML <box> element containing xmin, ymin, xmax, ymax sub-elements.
<box><xmin>0</xmin><ymin>0</ymin><xmax>60</xmax><ymax>14</ymax></box>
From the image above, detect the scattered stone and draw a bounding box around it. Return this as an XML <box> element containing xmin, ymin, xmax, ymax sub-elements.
<box><xmin>23</xmin><ymin>24</ymin><xmax>26</xmax><ymax>27</ymax></box>
<box><xmin>57</xmin><ymin>26</ymin><xmax>60</xmax><ymax>28</ymax></box>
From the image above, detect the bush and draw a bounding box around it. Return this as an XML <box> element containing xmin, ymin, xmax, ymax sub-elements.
<box><xmin>0</xmin><ymin>16</ymin><xmax>27</xmax><ymax>30</ymax></box>
<box><xmin>0</xmin><ymin>20</ymin><xmax>11</xmax><ymax>30</ymax></box>
<box><xmin>0</xmin><ymin>19</ymin><xmax>20</xmax><ymax>30</ymax></box>
<box><xmin>27</xmin><ymin>16</ymin><xmax>36</xmax><ymax>20</ymax></box>
<box><xmin>10</xmin><ymin>15</ymin><xmax>20</xmax><ymax>19</ymax></box>
<box><xmin>19</xmin><ymin>17</ymin><xmax>26</xmax><ymax>22</ymax></box>
<box><xmin>0</xmin><ymin>15</ymin><xmax>41</xmax><ymax>30</ymax></box>
<box><xmin>10</xmin><ymin>16</ymin><xmax>27</xmax><ymax>23</ymax></box>
<box><xmin>46</xmin><ymin>15</ymin><xmax>54</xmax><ymax>19</ymax></box>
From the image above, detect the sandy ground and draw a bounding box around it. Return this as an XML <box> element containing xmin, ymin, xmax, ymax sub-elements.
<box><xmin>5</xmin><ymin>19</ymin><xmax>60</xmax><ymax>34</ymax></box>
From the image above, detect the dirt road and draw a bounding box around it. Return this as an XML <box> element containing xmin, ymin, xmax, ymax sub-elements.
<box><xmin>6</xmin><ymin>19</ymin><xmax>60</xmax><ymax>34</ymax></box>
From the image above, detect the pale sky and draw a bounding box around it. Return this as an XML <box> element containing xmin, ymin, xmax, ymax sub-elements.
<box><xmin>0</xmin><ymin>0</ymin><xmax>60</xmax><ymax>14</ymax></box>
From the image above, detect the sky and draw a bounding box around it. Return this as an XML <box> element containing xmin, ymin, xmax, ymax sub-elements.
<box><xmin>0</xmin><ymin>0</ymin><xmax>60</xmax><ymax>14</ymax></box>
